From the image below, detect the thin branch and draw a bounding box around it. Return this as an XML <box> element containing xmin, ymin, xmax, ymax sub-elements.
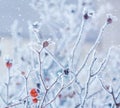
<box><xmin>48</xmin><ymin>73</ymin><xmax>64</xmax><ymax>90</ymax></box>
<box><xmin>80</xmin><ymin>51</ymin><xmax>97</xmax><ymax>108</ymax></box>
<box><xmin>0</xmin><ymin>94</ymin><xmax>7</xmax><ymax>104</ymax></box>
<box><xmin>76</xmin><ymin>22</ymin><xmax>108</xmax><ymax>77</ymax></box>
<box><xmin>43</xmin><ymin>75</ymin><xmax>75</xmax><ymax>108</ymax></box>
<box><xmin>98</xmin><ymin>78</ymin><xmax>120</xmax><ymax>108</ymax></box>
<box><xmin>5</xmin><ymin>96</ymin><xmax>29</xmax><ymax>108</ymax></box>
<box><xmin>6</xmin><ymin>68</ymin><xmax>11</xmax><ymax>105</ymax></box>
<box><xmin>44</xmin><ymin>48</ymin><xmax>65</xmax><ymax>69</ymax></box>
<box><xmin>91</xmin><ymin>47</ymin><xmax>112</xmax><ymax>77</ymax></box>
<box><xmin>44</xmin><ymin>86</ymin><xmax>64</xmax><ymax>108</ymax></box>
<box><xmin>71</xmin><ymin>17</ymin><xmax>85</xmax><ymax>70</ymax></box>
<box><xmin>38</xmin><ymin>49</ymin><xmax>47</xmax><ymax>90</ymax></box>
<box><xmin>87</xmin><ymin>89</ymin><xmax>102</xmax><ymax>99</ymax></box>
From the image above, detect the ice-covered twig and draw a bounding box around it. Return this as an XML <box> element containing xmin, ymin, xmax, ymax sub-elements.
<box><xmin>0</xmin><ymin>94</ymin><xmax>7</xmax><ymax>105</ymax></box>
<box><xmin>5</xmin><ymin>96</ymin><xmax>29</xmax><ymax>108</ymax></box>
<box><xmin>44</xmin><ymin>76</ymin><xmax>75</xmax><ymax>108</ymax></box>
<box><xmin>71</xmin><ymin>16</ymin><xmax>85</xmax><ymax>70</ymax></box>
<box><xmin>76</xmin><ymin>22</ymin><xmax>108</xmax><ymax>76</ymax></box>
<box><xmin>5</xmin><ymin>68</ymin><xmax>11</xmax><ymax>106</ymax></box>
<box><xmin>24</xmin><ymin>70</ymin><xmax>31</xmax><ymax>108</ymax></box>
<box><xmin>44</xmin><ymin>48</ymin><xmax>65</xmax><ymax>69</ymax></box>
<box><xmin>98</xmin><ymin>78</ymin><xmax>120</xmax><ymax>108</ymax></box>
<box><xmin>91</xmin><ymin>47</ymin><xmax>113</xmax><ymax>77</ymax></box>
<box><xmin>80</xmin><ymin>51</ymin><xmax>97</xmax><ymax>108</ymax></box>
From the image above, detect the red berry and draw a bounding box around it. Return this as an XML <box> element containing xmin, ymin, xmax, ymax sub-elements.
<box><xmin>32</xmin><ymin>98</ymin><xmax>38</xmax><ymax>103</ymax></box>
<box><xmin>6</xmin><ymin>61</ymin><xmax>12</xmax><ymax>69</ymax></box>
<box><xmin>30</xmin><ymin>88</ymin><xmax>38</xmax><ymax>97</ymax></box>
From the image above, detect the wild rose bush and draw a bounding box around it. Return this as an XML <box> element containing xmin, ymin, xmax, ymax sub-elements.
<box><xmin>0</xmin><ymin>0</ymin><xmax>120</xmax><ymax>108</ymax></box>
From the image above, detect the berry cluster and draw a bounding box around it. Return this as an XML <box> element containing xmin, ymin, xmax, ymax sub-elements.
<box><xmin>30</xmin><ymin>88</ymin><xmax>38</xmax><ymax>103</ymax></box>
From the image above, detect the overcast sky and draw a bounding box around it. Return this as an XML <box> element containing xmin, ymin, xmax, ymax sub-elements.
<box><xmin>0</xmin><ymin>0</ymin><xmax>39</xmax><ymax>37</ymax></box>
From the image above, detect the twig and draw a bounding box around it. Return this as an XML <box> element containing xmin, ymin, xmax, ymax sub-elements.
<box><xmin>71</xmin><ymin>17</ymin><xmax>85</xmax><ymax>70</ymax></box>
<box><xmin>43</xmin><ymin>74</ymin><xmax>75</xmax><ymax>108</ymax></box>
<box><xmin>44</xmin><ymin>48</ymin><xmax>65</xmax><ymax>69</ymax></box>
<box><xmin>91</xmin><ymin>47</ymin><xmax>112</xmax><ymax>77</ymax></box>
<box><xmin>0</xmin><ymin>94</ymin><xmax>7</xmax><ymax>104</ymax></box>
<box><xmin>44</xmin><ymin>86</ymin><xmax>64</xmax><ymax>108</ymax></box>
<box><xmin>98</xmin><ymin>78</ymin><xmax>120</xmax><ymax>108</ymax></box>
<box><xmin>5</xmin><ymin>96</ymin><xmax>29</xmax><ymax>108</ymax></box>
<box><xmin>80</xmin><ymin>51</ymin><xmax>96</xmax><ymax>108</ymax></box>
<box><xmin>24</xmin><ymin>70</ymin><xmax>31</xmax><ymax>108</ymax></box>
<box><xmin>6</xmin><ymin>68</ymin><xmax>11</xmax><ymax>105</ymax></box>
<box><xmin>48</xmin><ymin>73</ymin><xmax>64</xmax><ymax>90</ymax></box>
<box><xmin>76</xmin><ymin>22</ymin><xmax>108</xmax><ymax>77</ymax></box>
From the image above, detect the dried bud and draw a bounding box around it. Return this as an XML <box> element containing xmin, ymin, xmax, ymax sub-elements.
<box><xmin>36</xmin><ymin>83</ymin><xmax>40</xmax><ymax>89</ymax></box>
<box><xmin>107</xmin><ymin>17</ymin><xmax>112</xmax><ymax>24</ymax></box>
<box><xmin>106</xmin><ymin>14</ymin><xmax>117</xmax><ymax>24</ymax></box>
<box><xmin>84</xmin><ymin>13</ymin><xmax>89</xmax><ymax>20</ymax></box>
<box><xmin>82</xmin><ymin>2</ymin><xmax>86</xmax><ymax>6</ymax></box>
<box><xmin>45</xmin><ymin>52</ymin><xmax>48</xmax><ymax>56</ymax></box>
<box><xmin>64</xmin><ymin>68</ymin><xmax>69</xmax><ymax>75</ymax></box>
<box><xmin>58</xmin><ymin>94</ymin><xmax>62</xmax><ymax>98</ymax></box>
<box><xmin>32</xmin><ymin>21</ymin><xmax>39</xmax><ymax>29</ymax></box>
<box><xmin>43</xmin><ymin>41</ymin><xmax>49</xmax><ymax>48</ymax></box>
<box><xmin>105</xmin><ymin>85</ymin><xmax>110</xmax><ymax>90</ymax></box>
<box><xmin>21</xmin><ymin>71</ymin><xmax>26</xmax><ymax>76</ymax></box>
<box><xmin>83</xmin><ymin>11</ymin><xmax>94</xmax><ymax>20</ymax></box>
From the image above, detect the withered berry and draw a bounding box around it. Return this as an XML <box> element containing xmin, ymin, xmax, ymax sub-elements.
<box><xmin>84</xmin><ymin>13</ymin><xmax>89</xmax><ymax>20</ymax></box>
<box><xmin>64</xmin><ymin>68</ymin><xmax>69</xmax><ymax>75</ymax></box>
<box><xmin>43</xmin><ymin>41</ymin><xmax>49</xmax><ymax>48</ymax></box>
<box><xmin>107</xmin><ymin>17</ymin><xmax>112</xmax><ymax>24</ymax></box>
